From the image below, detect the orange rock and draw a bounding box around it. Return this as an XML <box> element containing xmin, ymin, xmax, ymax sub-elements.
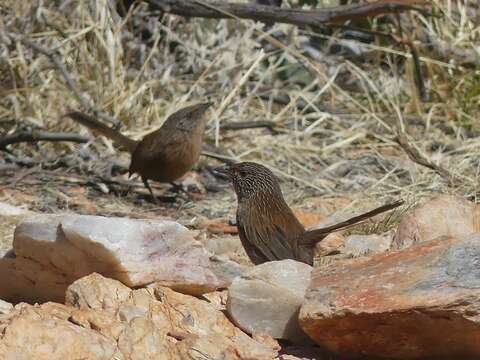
<box><xmin>292</xmin><ymin>209</ymin><xmax>325</xmax><ymax>229</ymax></box>
<box><xmin>202</xmin><ymin>220</ymin><xmax>238</xmax><ymax>234</ymax></box>
<box><xmin>300</xmin><ymin>234</ymin><xmax>480</xmax><ymax>359</ymax></box>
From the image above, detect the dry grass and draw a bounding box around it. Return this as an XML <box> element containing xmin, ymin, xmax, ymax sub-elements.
<box><xmin>0</xmin><ymin>0</ymin><xmax>479</xmax><ymax>232</ymax></box>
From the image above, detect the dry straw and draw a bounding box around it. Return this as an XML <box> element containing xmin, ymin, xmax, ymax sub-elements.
<box><xmin>0</xmin><ymin>0</ymin><xmax>479</xmax><ymax>220</ymax></box>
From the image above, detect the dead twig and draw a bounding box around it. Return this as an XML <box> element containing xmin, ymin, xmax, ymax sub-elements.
<box><xmin>5</xmin><ymin>32</ymin><xmax>120</xmax><ymax>127</ymax></box>
<box><xmin>220</xmin><ymin>120</ymin><xmax>278</xmax><ymax>132</ymax></box>
<box><xmin>147</xmin><ymin>0</ymin><xmax>429</xmax><ymax>27</ymax></box>
<box><xmin>0</xmin><ymin>130</ymin><xmax>89</xmax><ymax>150</ymax></box>
<box><xmin>394</xmin><ymin>130</ymin><xmax>454</xmax><ymax>186</ymax></box>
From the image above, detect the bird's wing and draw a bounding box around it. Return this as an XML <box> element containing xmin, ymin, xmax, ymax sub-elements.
<box><xmin>238</xmin><ymin>205</ymin><xmax>297</xmax><ymax>263</ymax></box>
<box><xmin>132</xmin><ymin>127</ymin><xmax>189</xmax><ymax>163</ymax></box>
<box><xmin>237</xmin><ymin>220</ymin><xmax>270</xmax><ymax>265</ymax></box>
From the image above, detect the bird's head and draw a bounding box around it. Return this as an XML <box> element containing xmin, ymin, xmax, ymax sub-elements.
<box><xmin>165</xmin><ymin>102</ymin><xmax>212</xmax><ymax>131</ymax></box>
<box><xmin>214</xmin><ymin>161</ymin><xmax>281</xmax><ymax>201</ymax></box>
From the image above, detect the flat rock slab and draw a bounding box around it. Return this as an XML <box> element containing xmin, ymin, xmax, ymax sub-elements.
<box><xmin>1</xmin><ymin>214</ymin><xmax>243</xmax><ymax>303</ymax></box>
<box><xmin>300</xmin><ymin>234</ymin><xmax>480</xmax><ymax>359</ymax></box>
<box><xmin>228</xmin><ymin>259</ymin><xmax>312</xmax><ymax>343</ymax></box>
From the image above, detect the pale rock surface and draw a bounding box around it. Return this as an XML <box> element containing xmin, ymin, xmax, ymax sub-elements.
<box><xmin>0</xmin><ymin>201</ymin><xmax>33</xmax><ymax>253</ymax></box>
<box><xmin>343</xmin><ymin>232</ymin><xmax>392</xmax><ymax>255</ymax></box>
<box><xmin>67</xmin><ymin>273</ymin><xmax>276</xmax><ymax>359</ymax></box>
<box><xmin>300</xmin><ymin>233</ymin><xmax>480</xmax><ymax>359</ymax></box>
<box><xmin>0</xmin><ymin>250</ymin><xmax>69</xmax><ymax>303</ymax></box>
<box><xmin>316</xmin><ymin>232</ymin><xmax>392</xmax><ymax>258</ymax></box>
<box><xmin>392</xmin><ymin>194</ymin><xmax>480</xmax><ymax>250</ymax></box>
<box><xmin>0</xmin><ymin>202</ymin><xmax>31</xmax><ymax>217</ymax></box>
<box><xmin>0</xmin><ymin>273</ymin><xmax>277</xmax><ymax>359</ymax></box>
<box><xmin>201</xmin><ymin>289</ymin><xmax>228</xmax><ymax>311</ymax></box>
<box><xmin>0</xmin><ymin>302</ymin><xmax>119</xmax><ymax>359</ymax></box>
<box><xmin>228</xmin><ymin>259</ymin><xmax>312</xmax><ymax>343</ymax></box>
<box><xmin>315</xmin><ymin>232</ymin><xmax>344</xmax><ymax>257</ymax></box>
<box><xmin>204</xmin><ymin>234</ymin><xmax>244</xmax><ymax>257</ymax></box>
<box><xmin>0</xmin><ymin>299</ymin><xmax>13</xmax><ymax>335</ymax></box>
<box><xmin>1</xmin><ymin>214</ymin><xmax>243</xmax><ymax>303</ymax></box>
<box><xmin>0</xmin><ymin>299</ymin><xmax>12</xmax><ymax>315</ymax></box>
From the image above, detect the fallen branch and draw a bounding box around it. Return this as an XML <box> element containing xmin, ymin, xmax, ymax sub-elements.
<box><xmin>0</xmin><ymin>130</ymin><xmax>89</xmax><ymax>150</ymax></box>
<box><xmin>394</xmin><ymin>130</ymin><xmax>454</xmax><ymax>186</ymax></box>
<box><xmin>147</xmin><ymin>0</ymin><xmax>428</xmax><ymax>27</ymax></box>
<box><xmin>220</xmin><ymin>120</ymin><xmax>278</xmax><ymax>131</ymax></box>
<box><xmin>6</xmin><ymin>32</ymin><xmax>120</xmax><ymax>127</ymax></box>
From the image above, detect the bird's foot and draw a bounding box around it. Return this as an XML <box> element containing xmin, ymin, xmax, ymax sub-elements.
<box><xmin>169</xmin><ymin>180</ymin><xmax>206</xmax><ymax>201</ymax></box>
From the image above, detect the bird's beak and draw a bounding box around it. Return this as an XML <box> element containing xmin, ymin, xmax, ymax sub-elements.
<box><xmin>212</xmin><ymin>165</ymin><xmax>232</xmax><ymax>180</ymax></box>
<box><xmin>193</xmin><ymin>102</ymin><xmax>213</xmax><ymax>116</ymax></box>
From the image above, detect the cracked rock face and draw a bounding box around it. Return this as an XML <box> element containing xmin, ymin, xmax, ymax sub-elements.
<box><xmin>299</xmin><ymin>234</ymin><xmax>480</xmax><ymax>359</ymax></box>
<box><xmin>0</xmin><ymin>214</ymin><xmax>245</xmax><ymax>303</ymax></box>
<box><xmin>0</xmin><ymin>273</ymin><xmax>276</xmax><ymax>360</ymax></box>
<box><xmin>227</xmin><ymin>259</ymin><xmax>313</xmax><ymax>343</ymax></box>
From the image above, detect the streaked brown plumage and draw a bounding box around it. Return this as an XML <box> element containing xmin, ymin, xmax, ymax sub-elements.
<box><xmin>64</xmin><ymin>103</ymin><xmax>212</xmax><ymax>200</ymax></box>
<box><xmin>215</xmin><ymin>162</ymin><xmax>403</xmax><ymax>265</ymax></box>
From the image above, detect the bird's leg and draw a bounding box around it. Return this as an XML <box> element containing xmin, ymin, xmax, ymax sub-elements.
<box><xmin>169</xmin><ymin>181</ymin><xmax>185</xmax><ymax>193</ymax></box>
<box><xmin>142</xmin><ymin>177</ymin><xmax>158</xmax><ymax>204</ymax></box>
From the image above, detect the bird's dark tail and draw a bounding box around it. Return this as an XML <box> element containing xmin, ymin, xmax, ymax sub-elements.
<box><xmin>63</xmin><ymin>112</ymin><xmax>138</xmax><ymax>153</ymax></box>
<box><xmin>301</xmin><ymin>199</ymin><xmax>404</xmax><ymax>246</ymax></box>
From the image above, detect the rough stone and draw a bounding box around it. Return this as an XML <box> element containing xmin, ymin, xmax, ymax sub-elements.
<box><xmin>316</xmin><ymin>232</ymin><xmax>392</xmax><ymax>259</ymax></box>
<box><xmin>0</xmin><ymin>273</ymin><xmax>278</xmax><ymax>359</ymax></box>
<box><xmin>0</xmin><ymin>251</ymin><xmax>70</xmax><ymax>304</ymax></box>
<box><xmin>0</xmin><ymin>202</ymin><xmax>31</xmax><ymax>217</ymax></box>
<box><xmin>1</xmin><ymin>214</ymin><xmax>242</xmax><ymax>303</ymax></box>
<box><xmin>68</xmin><ymin>273</ymin><xmax>276</xmax><ymax>359</ymax></box>
<box><xmin>315</xmin><ymin>233</ymin><xmax>345</xmax><ymax>257</ymax></box>
<box><xmin>0</xmin><ymin>299</ymin><xmax>12</xmax><ymax>315</ymax></box>
<box><xmin>204</xmin><ymin>234</ymin><xmax>244</xmax><ymax>257</ymax></box>
<box><xmin>343</xmin><ymin>232</ymin><xmax>392</xmax><ymax>255</ymax></box>
<box><xmin>300</xmin><ymin>234</ymin><xmax>480</xmax><ymax>359</ymax></box>
<box><xmin>228</xmin><ymin>259</ymin><xmax>312</xmax><ymax>343</ymax></box>
<box><xmin>392</xmin><ymin>194</ymin><xmax>480</xmax><ymax>250</ymax></box>
<box><xmin>0</xmin><ymin>302</ymin><xmax>119</xmax><ymax>359</ymax></box>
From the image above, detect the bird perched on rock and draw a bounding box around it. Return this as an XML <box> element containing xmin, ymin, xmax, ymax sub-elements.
<box><xmin>214</xmin><ymin>162</ymin><xmax>403</xmax><ymax>265</ymax></box>
<box><xmin>64</xmin><ymin>103</ymin><xmax>212</xmax><ymax>202</ymax></box>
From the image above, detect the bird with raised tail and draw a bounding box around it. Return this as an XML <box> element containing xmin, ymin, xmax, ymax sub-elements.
<box><xmin>214</xmin><ymin>161</ymin><xmax>403</xmax><ymax>265</ymax></box>
<box><xmin>64</xmin><ymin>103</ymin><xmax>212</xmax><ymax>202</ymax></box>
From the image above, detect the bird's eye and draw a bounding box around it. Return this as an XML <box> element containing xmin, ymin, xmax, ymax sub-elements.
<box><xmin>238</xmin><ymin>170</ymin><xmax>247</xmax><ymax>177</ymax></box>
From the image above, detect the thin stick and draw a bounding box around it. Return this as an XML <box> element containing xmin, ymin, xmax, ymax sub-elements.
<box><xmin>0</xmin><ymin>131</ymin><xmax>89</xmax><ymax>149</ymax></box>
<box><xmin>394</xmin><ymin>130</ymin><xmax>455</xmax><ymax>186</ymax></box>
<box><xmin>220</xmin><ymin>120</ymin><xmax>278</xmax><ymax>131</ymax></box>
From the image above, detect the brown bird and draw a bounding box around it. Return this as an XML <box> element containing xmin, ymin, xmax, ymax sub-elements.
<box><xmin>214</xmin><ymin>162</ymin><xmax>403</xmax><ymax>265</ymax></box>
<box><xmin>64</xmin><ymin>103</ymin><xmax>212</xmax><ymax>201</ymax></box>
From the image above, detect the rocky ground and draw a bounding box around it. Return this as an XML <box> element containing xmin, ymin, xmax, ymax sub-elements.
<box><xmin>0</xmin><ymin>194</ymin><xmax>479</xmax><ymax>359</ymax></box>
<box><xmin>1</xmin><ymin>0</ymin><xmax>479</xmax><ymax>358</ymax></box>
